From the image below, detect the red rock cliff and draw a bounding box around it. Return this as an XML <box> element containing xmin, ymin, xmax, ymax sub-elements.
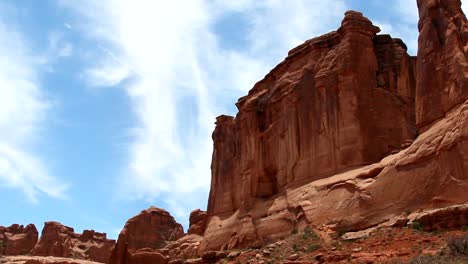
<box><xmin>208</xmin><ymin>11</ymin><xmax>417</xmax><ymax>217</ymax></box>
<box><xmin>416</xmin><ymin>0</ymin><xmax>468</xmax><ymax>129</ymax></box>
<box><xmin>200</xmin><ymin>7</ymin><xmax>467</xmax><ymax>252</ymax></box>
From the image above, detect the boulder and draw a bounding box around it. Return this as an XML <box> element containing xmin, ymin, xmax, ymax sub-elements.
<box><xmin>188</xmin><ymin>209</ymin><xmax>208</xmax><ymax>236</ymax></box>
<box><xmin>108</xmin><ymin>206</ymin><xmax>184</xmax><ymax>264</ymax></box>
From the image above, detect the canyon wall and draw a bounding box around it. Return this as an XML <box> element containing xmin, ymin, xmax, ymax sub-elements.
<box><xmin>208</xmin><ymin>11</ymin><xmax>417</xmax><ymax>217</ymax></box>
<box><xmin>200</xmin><ymin>1</ymin><xmax>468</xmax><ymax>252</ymax></box>
<box><xmin>416</xmin><ymin>0</ymin><xmax>468</xmax><ymax>129</ymax></box>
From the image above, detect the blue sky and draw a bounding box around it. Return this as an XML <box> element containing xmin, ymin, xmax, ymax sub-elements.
<box><xmin>0</xmin><ymin>0</ymin><xmax>466</xmax><ymax>239</ymax></box>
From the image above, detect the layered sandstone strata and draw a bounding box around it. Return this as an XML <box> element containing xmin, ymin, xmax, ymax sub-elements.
<box><xmin>200</xmin><ymin>3</ymin><xmax>468</xmax><ymax>252</ymax></box>
<box><xmin>208</xmin><ymin>11</ymin><xmax>417</xmax><ymax>218</ymax></box>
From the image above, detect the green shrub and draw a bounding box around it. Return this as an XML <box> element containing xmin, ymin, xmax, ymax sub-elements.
<box><xmin>412</xmin><ymin>221</ymin><xmax>424</xmax><ymax>231</ymax></box>
<box><xmin>0</xmin><ymin>240</ymin><xmax>4</xmax><ymax>255</ymax></box>
<box><xmin>408</xmin><ymin>255</ymin><xmax>445</xmax><ymax>264</ymax></box>
<box><xmin>291</xmin><ymin>227</ymin><xmax>298</xmax><ymax>234</ymax></box>
<box><xmin>302</xmin><ymin>226</ymin><xmax>319</xmax><ymax>240</ymax></box>
<box><xmin>292</xmin><ymin>243</ymin><xmax>299</xmax><ymax>251</ymax></box>
<box><xmin>447</xmin><ymin>235</ymin><xmax>468</xmax><ymax>256</ymax></box>
<box><xmin>306</xmin><ymin>243</ymin><xmax>320</xmax><ymax>252</ymax></box>
<box><xmin>338</xmin><ymin>229</ymin><xmax>347</xmax><ymax>237</ymax></box>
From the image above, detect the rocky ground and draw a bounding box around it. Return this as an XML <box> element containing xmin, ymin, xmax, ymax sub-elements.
<box><xmin>172</xmin><ymin>227</ymin><xmax>468</xmax><ymax>264</ymax></box>
<box><xmin>0</xmin><ymin>256</ymin><xmax>102</xmax><ymax>264</ymax></box>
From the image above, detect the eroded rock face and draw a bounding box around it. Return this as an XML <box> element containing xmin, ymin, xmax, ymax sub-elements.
<box><xmin>208</xmin><ymin>11</ymin><xmax>417</xmax><ymax>218</ymax></box>
<box><xmin>416</xmin><ymin>0</ymin><xmax>468</xmax><ymax>129</ymax></box>
<box><xmin>0</xmin><ymin>224</ymin><xmax>38</xmax><ymax>255</ymax></box>
<box><xmin>407</xmin><ymin>203</ymin><xmax>468</xmax><ymax>231</ymax></box>
<box><xmin>188</xmin><ymin>209</ymin><xmax>208</xmax><ymax>236</ymax></box>
<box><xmin>200</xmin><ymin>6</ymin><xmax>468</xmax><ymax>252</ymax></box>
<box><xmin>31</xmin><ymin>222</ymin><xmax>75</xmax><ymax>258</ymax></box>
<box><xmin>205</xmin><ymin>11</ymin><xmax>418</xmax><ymax>250</ymax></box>
<box><xmin>108</xmin><ymin>207</ymin><xmax>184</xmax><ymax>264</ymax></box>
<box><xmin>31</xmin><ymin>222</ymin><xmax>115</xmax><ymax>263</ymax></box>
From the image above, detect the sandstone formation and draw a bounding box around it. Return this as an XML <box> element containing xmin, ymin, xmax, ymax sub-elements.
<box><xmin>4</xmin><ymin>0</ymin><xmax>468</xmax><ymax>263</ymax></box>
<box><xmin>0</xmin><ymin>224</ymin><xmax>38</xmax><ymax>255</ymax></box>
<box><xmin>208</xmin><ymin>11</ymin><xmax>417</xmax><ymax>218</ymax></box>
<box><xmin>406</xmin><ymin>203</ymin><xmax>468</xmax><ymax>231</ymax></box>
<box><xmin>108</xmin><ymin>207</ymin><xmax>184</xmax><ymax>264</ymax></box>
<box><xmin>188</xmin><ymin>209</ymin><xmax>208</xmax><ymax>236</ymax></box>
<box><xmin>204</xmin><ymin>10</ymin><xmax>419</xmax><ymax>251</ymax></box>
<box><xmin>416</xmin><ymin>0</ymin><xmax>468</xmax><ymax>129</ymax></box>
<box><xmin>199</xmin><ymin>4</ymin><xmax>468</xmax><ymax>252</ymax></box>
<box><xmin>31</xmin><ymin>222</ymin><xmax>115</xmax><ymax>263</ymax></box>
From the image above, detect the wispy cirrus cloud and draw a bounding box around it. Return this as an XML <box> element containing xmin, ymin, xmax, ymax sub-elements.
<box><xmin>62</xmin><ymin>0</ymin><xmax>348</xmax><ymax>222</ymax></box>
<box><xmin>0</xmin><ymin>6</ymin><xmax>68</xmax><ymax>203</ymax></box>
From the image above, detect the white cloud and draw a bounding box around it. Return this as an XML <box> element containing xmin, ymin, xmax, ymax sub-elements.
<box><xmin>85</xmin><ymin>64</ymin><xmax>130</xmax><ymax>87</ymax></box>
<box><xmin>0</xmin><ymin>8</ymin><xmax>68</xmax><ymax>202</ymax></box>
<box><xmin>66</xmin><ymin>0</ymin><xmax>468</xmax><ymax>223</ymax></box>
<box><xmin>47</xmin><ymin>31</ymin><xmax>74</xmax><ymax>59</ymax></box>
<box><xmin>63</xmin><ymin>0</ymin><xmax>347</xmax><ymax>221</ymax></box>
<box><xmin>373</xmin><ymin>0</ymin><xmax>419</xmax><ymax>55</ymax></box>
<box><xmin>0</xmin><ymin>144</ymin><xmax>68</xmax><ymax>203</ymax></box>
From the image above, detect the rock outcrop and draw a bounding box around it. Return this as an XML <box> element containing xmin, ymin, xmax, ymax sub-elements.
<box><xmin>31</xmin><ymin>222</ymin><xmax>115</xmax><ymax>263</ymax></box>
<box><xmin>204</xmin><ymin>10</ymin><xmax>419</xmax><ymax>251</ymax></box>
<box><xmin>5</xmin><ymin>0</ymin><xmax>467</xmax><ymax>262</ymax></box>
<box><xmin>0</xmin><ymin>224</ymin><xmax>38</xmax><ymax>255</ymax></box>
<box><xmin>188</xmin><ymin>209</ymin><xmax>208</xmax><ymax>236</ymax></box>
<box><xmin>416</xmin><ymin>0</ymin><xmax>468</xmax><ymax>129</ymax></box>
<box><xmin>108</xmin><ymin>207</ymin><xmax>184</xmax><ymax>264</ymax></box>
<box><xmin>407</xmin><ymin>203</ymin><xmax>468</xmax><ymax>231</ymax></box>
<box><xmin>208</xmin><ymin>11</ymin><xmax>417</xmax><ymax>218</ymax></box>
<box><xmin>199</xmin><ymin>4</ymin><xmax>468</xmax><ymax>252</ymax></box>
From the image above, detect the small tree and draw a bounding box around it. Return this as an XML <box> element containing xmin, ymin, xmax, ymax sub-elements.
<box><xmin>0</xmin><ymin>240</ymin><xmax>4</xmax><ymax>255</ymax></box>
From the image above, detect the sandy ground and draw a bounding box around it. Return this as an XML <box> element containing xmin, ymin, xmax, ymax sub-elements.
<box><xmin>0</xmin><ymin>256</ymin><xmax>103</xmax><ymax>264</ymax></box>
